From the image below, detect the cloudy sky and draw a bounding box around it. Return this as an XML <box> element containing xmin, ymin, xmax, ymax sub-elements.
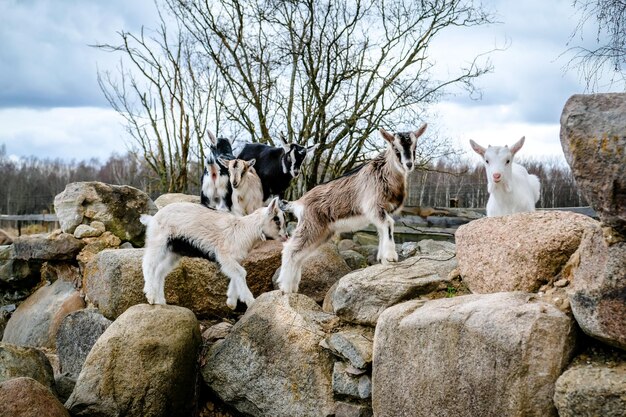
<box><xmin>0</xmin><ymin>0</ymin><xmax>621</xmax><ymax>164</ymax></box>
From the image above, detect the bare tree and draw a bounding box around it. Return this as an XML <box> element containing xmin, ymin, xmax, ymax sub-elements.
<box><xmin>567</xmin><ymin>0</ymin><xmax>626</xmax><ymax>90</ymax></box>
<box><xmin>95</xmin><ymin>6</ymin><xmax>217</xmax><ymax>193</ymax></box>
<box><xmin>166</xmin><ymin>0</ymin><xmax>494</xmax><ymax>194</ymax></box>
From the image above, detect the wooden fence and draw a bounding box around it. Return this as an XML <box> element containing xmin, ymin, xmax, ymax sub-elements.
<box><xmin>0</xmin><ymin>214</ymin><xmax>59</xmax><ymax>236</ymax></box>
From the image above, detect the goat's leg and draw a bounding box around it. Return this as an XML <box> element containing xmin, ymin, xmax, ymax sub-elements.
<box><xmin>371</xmin><ymin>210</ymin><xmax>398</xmax><ymax>264</ymax></box>
<box><xmin>144</xmin><ymin>246</ymin><xmax>179</xmax><ymax>305</ymax></box>
<box><xmin>218</xmin><ymin>255</ymin><xmax>254</xmax><ymax>309</ymax></box>
<box><xmin>278</xmin><ymin>222</ymin><xmax>326</xmax><ymax>293</ymax></box>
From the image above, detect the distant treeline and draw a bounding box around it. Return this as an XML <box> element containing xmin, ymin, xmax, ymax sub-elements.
<box><xmin>0</xmin><ymin>145</ymin><xmax>585</xmax><ymax>215</ymax></box>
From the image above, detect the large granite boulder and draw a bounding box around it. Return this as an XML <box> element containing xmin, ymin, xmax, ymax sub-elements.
<box><xmin>0</xmin><ymin>377</ymin><xmax>69</xmax><ymax>417</ymax></box>
<box><xmin>560</xmin><ymin>93</ymin><xmax>626</xmax><ymax>235</ymax></box>
<box><xmin>202</xmin><ymin>291</ymin><xmax>339</xmax><ymax>417</ymax></box>
<box><xmin>65</xmin><ymin>304</ymin><xmax>201</xmax><ymax>417</ymax></box>
<box><xmin>331</xmin><ymin>249</ymin><xmax>459</xmax><ymax>326</ymax></box>
<box><xmin>554</xmin><ymin>343</ymin><xmax>626</xmax><ymax>417</ymax></box>
<box><xmin>2</xmin><ymin>279</ymin><xmax>84</xmax><ymax>349</ymax></box>
<box><xmin>273</xmin><ymin>243</ymin><xmax>351</xmax><ymax>303</ymax></box>
<box><xmin>373</xmin><ymin>292</ymin><xmax>576</xmax><ymax>417</ymax></box>
<box><xmin>153</xmin><ymin>193</ymin><xmax>201</xmax><ymax>209</ymax></box>
<box><xmin>0</xmin><ymin>342</ymin><xmax>55</xmax><ymax>392</ymax></box>
<box><xmin>53</xmin><ymin>181</ymin><xmax>157</xmax><ymax>246</ymax></box>
<box><xmin>569</xmin><ymin>223</ymin><xmax>626</xmax><ymax>349</ymax></box>
<box><xmin>456</xmin><ymin>211</ymin><xmax>596</xmax><ymax>293</ymax></box>
<box><xmin>56</xmin><ymin>309</ymin><xmax>112</xmax><ymax>378</ymax></box>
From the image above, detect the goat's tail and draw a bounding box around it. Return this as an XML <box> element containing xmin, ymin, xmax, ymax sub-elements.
<box><xmin>139</xmin><ymin>214</ymin><xmax>153</xmax><ymax>227</ymax></box>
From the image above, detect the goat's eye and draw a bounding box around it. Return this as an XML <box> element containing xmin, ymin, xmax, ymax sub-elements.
<box><xmin>485</xmin><ymin>160</ymin><xmax>489</xmax><ymax>164</ymax></box>
<box><xmin>506</xmin><ymin>159</ymin><xmax>510</xmax><ymax>164</ymax></box>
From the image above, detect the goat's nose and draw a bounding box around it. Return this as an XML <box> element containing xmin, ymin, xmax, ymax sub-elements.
<box><xmin>406</xmin><ymin>162</ymin><xmax>413</xmax><ymax>170</ymax></box>
<box><xmin>493</xmin><ymin>173</ymin><xmax>501</xmax><ymax>181</ymax></box>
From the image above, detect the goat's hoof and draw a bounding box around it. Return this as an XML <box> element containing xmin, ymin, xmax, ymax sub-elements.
<box><xmin>226</xmin><ymin>297</ymin><xmax>238</xmax><ymax>310</ymax></box>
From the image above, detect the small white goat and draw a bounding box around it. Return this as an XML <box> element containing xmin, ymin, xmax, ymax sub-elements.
<box><xmin>470</xmin><ymin>137</ymin><xmax>541</xmax><ymax>217</ymax></box>
<box><xmin>141</xmin><ymin>198</ymin><xmax>288</xmax><ymax>309</ymax></box>
<box><xmin>277</xmin><ymin>124</ymin><xmax>428</xmax><ymax>293</ymax></box>
<box><xmin>219</xmin><ymin>158</ymin><xmax>264</xmax><ymax>216</ymax></box>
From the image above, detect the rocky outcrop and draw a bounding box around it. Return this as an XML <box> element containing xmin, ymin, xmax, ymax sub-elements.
<box><xmin>2</xmin><ymin>279</ymin><xmax>84</xmax><ymax>349</ymax></box>
<box><xmin>84</xmin><ymin>243</ymin><xmax>280</xmax><ymax>320</ymax></box>
<box><xmin>273</xmin><ymin>243</ymin><xmax>351</xmax><ymax>303</ymax></box>
<box><xmin>560</xmin><ymin>93</ymin><xmax>626</xmax><ymax>351</ymax></box>
<box><xmin>0</xmin><ymin>342</ymin><xmax>55</xmax><ymax>392</ymax></box>
<box><xmin>373</xmin><ymin>292</ymin><xmax>577</xmax><ymax>417</ymax></box>
<box><xmin>202</xmin><ymin>291</ymin><xmax>339</xmax><ymax>417</ymax></box>
<box><xmin>560</xmin><ymin>93</ymin><xmax>626</xmax><ymax>235</ymax></box>
<box><xmin>0</xmin><ymin>377</ymin><xmax>70</xmax><ymax>417</ymax></box>
<box><xmin>568</xmin><ymin>223</ymin><xmax>626</xmax><ymax>349</ymax></box>
<box><xmin>153</xmin><ymin>192</ymin><xmax>201</xmax><ymax>209</ymax></box>
<box><xmin>53</xmin><ymin>181</ymin><xmax>157</xmax><ymax>246</ymax></box>
<box><xmin>56</xmin><ymin>309</ymin><xmax>111</xmax><ymax>378</ymax></box>
<box><xmin>65</xmin><ymin>304</ymin><xmax>201</xmax><ymax>417</ymax></box>
<box><xmin>554</xmin><ymin>343</ymin><xmax>626</xmax><ymax>417</ymax></box>
<box><xmin>12</xmin><ymin>232</ymin><xmax>85</xmax><ymax>261</ymax></box>
<box><xmin>331</xmin><ymin>247</ymin><xmax>459</xmax><ymax>326</ymax></box>
<box><xmin>456</xmin><ymin>211</ymin><xmax>596</xmax><ymax>293</ymax></box>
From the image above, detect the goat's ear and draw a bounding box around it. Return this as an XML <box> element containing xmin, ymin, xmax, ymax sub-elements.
<box><xmin>411</xmin><ymin>123</ymin><xmax>428</xmax><ymax>140</ymax></box>
<box><xmin>379</xmin><ymin>128</ymin><xmax>395</xmax><ymax>144</ymax></box>
<box><xmin>469</xmin><ymin>139</ymin><xmax>486</xmax><ymax>157</ymax></box>
<box><xmin>306</xmin><ymin>143</ymin><xmax>319</xmax><ymax>155</ymax></box>
<box><xmin>282</xmin><ymin>144</ymin><xmax>291</xmax><ymax>154</ymax></box>
<box><xmin>267</xmin><ymin>197</ymin><xmax>279</xmax><ymax>214</ymax></box>
<box><xmin>207</xmin><ymin>130</ymin><xmax>217</xmax><ymax>145</ymax></box>
<box><xmin>247</xmin><ymin>158</ymin><xmax>256</xmax><ymax>168</ymax></box>
<box><xmin>217</xmin><ymin>157</ymin><xmax>229</xmax><ymax>168</ymax></box>
<box><xmin>510</xmin><ymin>136</ymin><xmax>525</xmax><ymax>155</ymax></box>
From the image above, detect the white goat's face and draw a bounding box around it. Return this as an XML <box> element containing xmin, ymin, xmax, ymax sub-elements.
<box><xmin>261</xmin><ymin>197</ymin><xmax>289</xmax><ymax>241</ymax></box>
<box><xmin>380</xmin><ymin>124</ymin><xmax>427</xmax><ymax>173</ymax></box>
<box><xmin>222</xmin><ymin>158</ymin><xmax>255</xmax><ymax>189</ymax></box>
<box><xmin>470</xmin><ymin>137</ymin><xmax>525</xmax><ymax>187</ymax></box>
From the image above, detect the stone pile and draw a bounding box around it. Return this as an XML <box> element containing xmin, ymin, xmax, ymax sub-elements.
<box><xmin>0</xmin><ymin>92</ymin><xmax>624</xmax><ymax>417</ymax></box>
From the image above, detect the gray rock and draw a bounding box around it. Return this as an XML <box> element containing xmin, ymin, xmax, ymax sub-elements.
<box><xmin>53</xmin><ymin>181</ymin><xmax>158</xmax><ymax>246</ymax></box>
<box><xmin>12</xmin><ymin>232</ymin><xmax>85</xmax><ymax>261</ymax></box>
<box><xmin>202</xmin><ymin>291</ymin><xmax>338</xmax><ymax>417</ymax></box>
<box><xmin>65</xmin><ymin>304</ymin><xmax>201</xmax><ymax>417</ymax></box>
<box><xmin>332</xmin><ymin>250</ymin><xmax>458</xmax><ymax>326</ymax></box>
<box><xmin>569</xmin><ymin>223</ymin><xmax>626</xmax><ymax>350</ymax></box>
<box><xmin>373</xmin><ymin>292</ymin><xmax>577</xmax><ymax>417</ymax></box>
<box><xmin>335</xmin><ymin>401</ymin><xmax>373</xmax><ymax>417</ymax></box>
<box><xmin>202</xmin><ymin>321</ymin><xmax>233</xmax><ymax>344</ymax></box>
<box><xmin>0</xmin><ymin>342</ymin><xmax>55</xmax><ymax>392</ymax></box>
<box><xmin>0</xmin><ymin>377</ymin><xmax>69</xmax><ymax>417</ymax></box>
<box><xmin>54</xmin><ymin>373</ymin><xmax>76</xmax><ymax>404</ymax></box>
<box><xmin>2</xmin><ymin>279</ymin><xmax>84</xmax><ymax>349</ymax></box>
<box><xmin>338</xmin><ymin>239</ymin><xmax>357</xmax><ymax>252</ymax></box>
<box><xmin>273</xmin><ymin>243</ymin><xmax>351</xmax><ymax>303</ymax></box>
<box><xmin>554</xmin><ymin>346</ymin><xmax>626</xmax><ymax>417</ymax></box>
<box><xmin>323</xmin><ymin>328</ymin><xmax>374</xmax><ymax>369</ymax></box>
<box><xmin>332</xmin><ymin>362</ymin><xmax>371</xmax><ymax>399</ymax></box>
<box><xmin>56</xmin><ymin>309</ymin><xmax>112</xmax><ymax>377</ymax></box>
<box><xmin>456</xmin><ymin>211</ymin><xmax>597</xmax><ymax>293</ymax></box>
<box><xmin>73</xmin><ymin>223</ymin><xmax>103</xmax><ymax>239</ymax></box>
<box><xmin>340</xmin><ymin>249</ymin><xmax>368</xmax><ymax>270</ymax></box>
<box><xmin>560</xmin><ymin>93</ymin><xmax>626</xmax><ymax>235</ymax></box>
<box><xmin>153</xmin><ymin>193</ymin><xmax>201</xmax><ymax>209</ymax></box>
<box><xmin>353</xmin><ymin>232</ymin><xmax>378</xmax><ymax>247</ymax></box>
<box><xmin>399</xmin><ymin>241</ymin><xmax>419</xmax><ymax>258</ymax></box>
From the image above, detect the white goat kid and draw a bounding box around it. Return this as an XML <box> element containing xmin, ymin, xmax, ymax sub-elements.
<box><xmin>220</xmin><ymin>158</ymin><xmax>264</xmax><ymax>216</ymax></box>
<box><xmin>470</xmin><ymin>136</ymin><xmax>541</xmax><ymax>217</ymax></box>
<box><xmin>277</xmin><ymin>124</ymin><xmax>428</xmax><ymax>294</ymax></box>
<box><xmin>141</xmin><ymin>198</ymin><xmax>288</xmax><ymax>309</ymax></box>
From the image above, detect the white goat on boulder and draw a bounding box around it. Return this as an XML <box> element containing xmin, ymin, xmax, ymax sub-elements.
<box><xmin>470</xmin><ymin>136</ymin><xmax>540</xmax><ymax>217</ymax></box>
<box><xmin>141</xmin><ymin>199</ymin><xmax>288</xmax><ymax>309</ymax></box>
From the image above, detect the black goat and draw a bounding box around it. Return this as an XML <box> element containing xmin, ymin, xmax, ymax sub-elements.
<box><xmin>237</xmin><ymin>142</ymin><xmax>317</xmax><ymax>200</ymax></box>
<box><xmin>201</xmin><ymin>132</ymin><xmax>235</xmax><ymax>210</ymax></box>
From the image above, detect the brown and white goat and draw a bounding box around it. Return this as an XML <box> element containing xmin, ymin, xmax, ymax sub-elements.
<box><xmin>219</xmin><ymin>158</ymin><xmax>264</xmax><ymax>216</ymax></box>
<box><xmin>277</xmin><ymin>124</ymin><xmax>428</xmax><ymax>293</ymax></box>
